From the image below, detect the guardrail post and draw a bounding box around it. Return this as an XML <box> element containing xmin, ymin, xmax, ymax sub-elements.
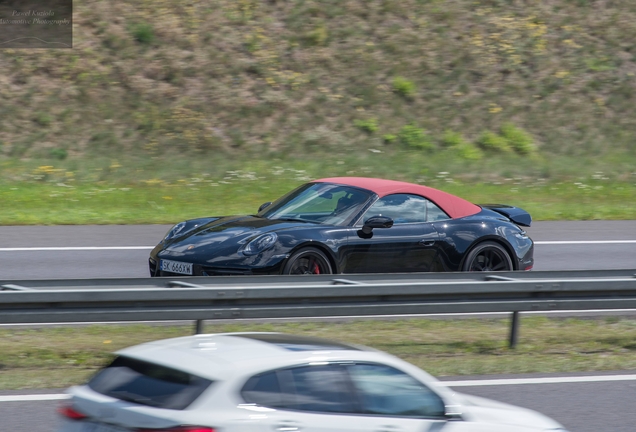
<box><xmin>509</xmin><ymin>311</ymin><xmax>520</xmax><ymax>349</ymax></box>
<box><xmin>194</xmin><ymin>319</ymin><xmax>204</xmax><ymax>334</ymax></box>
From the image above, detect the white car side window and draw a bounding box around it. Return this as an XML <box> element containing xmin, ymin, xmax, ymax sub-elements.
<box><xmin>286</xmin><ymin>364</ymin><xmax>355</xmax><ymax>413</ymax></box>
<box><xmin>347</xmin><ymin>363</ymin><xmax>446</xmax><ymax>418</ymax></box>
<box><xmin>241</xmin><ymin>364</ymin><xmax>355</xmax><ymax>414</ymax></box>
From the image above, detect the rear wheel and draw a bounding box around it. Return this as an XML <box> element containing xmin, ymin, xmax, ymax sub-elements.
<box><xmin>283</xmin><ymin>248</ymin><xmax>333</xmax><ymax>275</ymax></box>
<box><xmin>462</xmin><ymin>241</ymin><xmax>514</xmax><ymax>272</ymax></box>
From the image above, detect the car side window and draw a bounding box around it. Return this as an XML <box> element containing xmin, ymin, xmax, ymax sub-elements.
<box><xmin>347</xmin><ymin>363</ymin><xmax>446</xmax><ymax>418</ymax></box>
<box><xmin>241</xmin><ymin>370</ymin><xmax>286</xmax><ymax>407</ymax></box>
<box><xmin>427</xmin><ymin>200</ymin><xmax>450</xmax><ymax>221</ymax></box>
<box><xmin>286</xmin><ymin>364</ymin><xmax>356</xmax><ymax>413</ymax></box>
<box><xmin>241</xmin><ymin>365</ymin><xmax>356</xmax><ymax>414</ymax></box>
<box><xmin>362</xmin><ymin>194</ymin><xmax>429</xmax><ymax>224</ymax></box>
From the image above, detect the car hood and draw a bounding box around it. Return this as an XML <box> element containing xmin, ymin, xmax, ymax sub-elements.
<box><xmin>457</xmin><ymin>392</ymin><xmax>564</xmax><ymax>430</ymax></box>
<box><xmin>163</xmin><ymin>215</ymin><xmax>317</xmax><ymax>252</ymax></box>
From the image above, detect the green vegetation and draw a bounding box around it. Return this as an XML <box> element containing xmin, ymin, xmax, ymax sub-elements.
<box><xmin>1</xmin><ymin>0</ymin><xmax>636</xmax><ymax>224</ymax></box>
<box><xmin>4</xmin><ymin>317</ymin><xmax>636</xmax><ymax>390</ymax></box>
<box><xmin>392</xmin><ymin>76</ymin><xmax>417</xmax><ymax>99</ymax></box>
<box><xmin>354</xmin><ymin>118</ymin><xmax>379</xmax><ymax>134</ymax></box>
<box><xmin>398</xmin><ymin>125</ymin><xmax>434</xmax><ymax>150</ymax></box>
<box><xmin>477</xmin><ymin>130</ymin><xmax>512</xmax><ymax>153</ymax></box>
<box><xmin>1</xmin><ymin>155</ymin><xmax>634</xmax><ymax>225</ymax></box>
<box><xmin>501</xmin><ymin>122</ymin><xmax>537</xmax><ymax>155</ymax></box>
<box><xmin>129</xmin><ymin>22</ymin><xmax>156</xmax><ymax>45</ymax></box>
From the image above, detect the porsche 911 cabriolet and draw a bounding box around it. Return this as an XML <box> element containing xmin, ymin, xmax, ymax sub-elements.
<box><xmin>149</xmin><ymin>177</ymin><xmax>534</xmax><ymax>276</ymax></box>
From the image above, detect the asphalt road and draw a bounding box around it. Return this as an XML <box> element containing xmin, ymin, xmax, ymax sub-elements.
<box><xmin>1</xmin><ymin>220</ymin><xmax>635</xmax><ymax>280</ymax></box>
<box><xmin>1</xmin><ymin>221</ymin><xmax>636</xmax><ymax>432</ymax></box>
<box><xmin>444</xmin><ymin>371</ymin><xmax>636</xmax><ymax>432</ymax></box>
<box><xmin>4</xmin><ymin>371</ymin><xmax>636</xmax><ymax>432</ymax></box>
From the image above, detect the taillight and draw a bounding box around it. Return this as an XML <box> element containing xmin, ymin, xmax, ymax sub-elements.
<box><xmin>57</xmin><ymin>404</ymin><xmax>88</xmax><ymax>420</ymax></box>
<box><xmin>137</xmin><ymin>427</ymin><xmax>215</xmax><ymax>432</ymax></box>
<box><xmin>58</xmin><ymin>403</ymin><xmax>214</xmax><ymax>432</ymax></box>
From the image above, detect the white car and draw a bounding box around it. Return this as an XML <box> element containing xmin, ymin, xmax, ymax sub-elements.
<box><xmin>57</xmin><ymin>332</ymin><xmax>568</xmax><ymax>432</ymax></box>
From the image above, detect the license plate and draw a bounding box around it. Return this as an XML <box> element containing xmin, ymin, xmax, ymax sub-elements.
<box><xmin>81</xmin><ymin>422</ymin><xmax>130</xmax><ymax>432</ymax></box>
<box><xmin>160</xmin><ymin>259</ymin><xmax>193</xmax><ymax>275</ymax></box>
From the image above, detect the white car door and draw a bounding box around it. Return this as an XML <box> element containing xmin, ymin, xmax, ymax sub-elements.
<box><xmin>341</xmin><ymin>363</ymin><xmax>535</xmax><ymax>432</ymax></box>
<box><xmin>241</xmin><ymin>363</ymin><xmax>532</xmax><ymax>432</ymax></box>
<box><xmin>243</xmin><ymin>363</ymin><xmax>446</xmax><ymax>432</ymax></box>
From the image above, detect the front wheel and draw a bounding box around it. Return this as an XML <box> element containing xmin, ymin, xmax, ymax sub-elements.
<box><xmin>283</xmin><ymin>248</ymin><xmax>333</xmax><ymax>275</ymax></box>
<box><xmin>462</xmin><ymin>241</ymin><xmax>514</xmax><ymax>272</ymax></box>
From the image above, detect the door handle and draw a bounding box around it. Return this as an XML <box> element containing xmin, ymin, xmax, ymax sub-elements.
<box><xmin>376</xmin><ymin>425</ymin><xmax>402</xmax><ymax>432</ymax></box>
<box><xmin>419</xmin><ymin>240</ymin><xmax>435</xmax><ymax>246</ymax></box>
<box><xmin>275</xmin><ymin>420</ymin><xmax>301</xmax><ymax>431</ymax></box>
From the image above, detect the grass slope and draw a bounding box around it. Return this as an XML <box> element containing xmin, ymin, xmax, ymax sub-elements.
<box><xmin>1</xmin><ymin>0</ymin><xmax>636</xmax><ymax>200</ymax></box>
<box><xmin>3</xmin><ymin>2</ymin><xmax>636</xmax><ymax>389</ymax></box>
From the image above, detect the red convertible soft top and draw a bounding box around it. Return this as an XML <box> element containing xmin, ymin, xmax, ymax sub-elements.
<box><xmin>313</xmin><ymin>177</ymin><xmax>481</xmax><ymax>219</ymax></box>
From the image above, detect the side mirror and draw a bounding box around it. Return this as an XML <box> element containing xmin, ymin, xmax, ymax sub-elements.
<box><xmin>258</xmin><ymin>202</ymin><xmax>272</xmax><ymax>212</ymax></box>
<box><xmin>362</xmin><ymin>215</ymin><xmax>394</xmax><ymax>234</ymax></box>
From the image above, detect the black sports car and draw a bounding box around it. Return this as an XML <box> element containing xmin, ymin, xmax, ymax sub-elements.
<box><xmin>149</xmin><ymin>177</ymin><xmax>534</xmax><ymax>276</ymax></box>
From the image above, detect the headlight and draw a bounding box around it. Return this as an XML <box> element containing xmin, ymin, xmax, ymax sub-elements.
<box><xmin>164</xmin><ymin>222</ymin><xmax>187</xmax><ymax>241</ymax></box>
<box><xmin>242</xmin><ymin>233</ymin><xmax>278</xmax><ymax>256</ymax></box>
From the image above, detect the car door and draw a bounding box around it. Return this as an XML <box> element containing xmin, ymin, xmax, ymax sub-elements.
<box><xmin>242</xmin><ymin>363</ymin><xmax>517</xmax><ymax>432</ymax></box>
<box><xmin>342</xmin><ymin>194</ymin><xmax>440</xmax><ymax>273</ymax></box>
<box><xmin>343</xmin><ymin>362</ymin><xmax>449</xmax><ymax>432</ymax></box>
<box><xmin>343</xmin><ymin>363</ymin><xmax>522</xmax><ymax>432</ymax></box>
<box><xmin>243</xmin><ymin>364</ymin><xmax>362</xmax><ymax>432</ymax></box>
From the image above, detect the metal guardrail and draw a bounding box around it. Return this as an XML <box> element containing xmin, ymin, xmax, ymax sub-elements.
<box><xmin>3</xmin><ymin>269</ymin><xmax>636</xmax><ymax>290</ymax></box>
<box><xmin>2</xmin><ymin>269</ymin><xmax>636</xmax><ymax>347</ymax></box>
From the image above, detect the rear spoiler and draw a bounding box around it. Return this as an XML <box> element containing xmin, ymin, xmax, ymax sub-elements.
<box><xmin>480</xmin><ymin>204</ymin><xmax>532</xmax><ymax>227</ymax></box>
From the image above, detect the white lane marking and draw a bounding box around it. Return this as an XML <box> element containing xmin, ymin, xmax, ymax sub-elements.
<box><xmin>535</xmin><ymin>240</ymin><xmax>636</xmax><ymax>245</ymax></box>
<box><xmin>1</xmin><ymin>241</ymin><xmax>636</xmax><ymax>252</ymax></box>
<box><xmin>5</xmin><ymin>374</ymin><xmax>636</xmax><ymax>402</ymax></box>
<box><xmin>0</xmin><ymin>246</ymin><xmax>154</xmax><ymax>251</ymax></box>
<box><xmin>0</xmin><ymin>394</ymin><xmax>69</xmax><ymax>402</ymax></box>
<box><xmin>444</xmin><ymin>374</ymin><xmax>636</xmax><ymax>387</ymax></box>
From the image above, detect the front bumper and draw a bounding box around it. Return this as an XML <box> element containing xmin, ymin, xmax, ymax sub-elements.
<box><xmin>148</xmin><ymin>257</ymin><xmax>284</xmax><ymax>277</ymax></box>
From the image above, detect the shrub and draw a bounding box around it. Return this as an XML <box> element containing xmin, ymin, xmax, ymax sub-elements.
<box><xmin>439</xmin><ymin>130</ymin><xmax>482</xmax><ymax>159</ymax></box>
<box><xmin>455</xmin><ymin>143</ymin><xmax>484</xmax><ymax>160</ymax></box>
<box><xmin>500</xmin><ymin>123</ymin><xmax>536</xmax><ymax>155</ymax></box>
<box><xmin>476</xmin><ymin>130</ymin><xmax>511</xmax><ymax>153</ymax></box>
<box><xmin>398</xmin><ymin>125</ymin><xmax>434</xmax><ymax>150</ymax></box>
<box><xmin>441</xmin><ymin>130</ymin><xmax>468</xmax><ymax>148</ymax></box>
<box><xmin>34</xmin><ymin>112</ymin><xmax>52</xmax><ymax>127</ymax></box>
<box><xmin>354</xmin><ymin>118</ymin><xmax>379</xmax><ymax>134</ymax></box>
<box><xmin>392</xmin><ymin>76</ymin><xmax>417</xmax><ymax>99</ymax></box>
<box><xmin>382</xmin><ymin>134</ymin><xmax>397</xmax><ymax>144</ymax></box>
<box><xmin>304</xmin><ymin>24</ymin><xmax>329</xmax><ymax>47</ymax></box>
<box><xmin>49</xmin><ymin>148</ymin><xmax>68</xmax><ymax>160</ymax></box>
<box><xmin>130</xmin><ymin>22</ymin><xmax>155</xmax><ymax>45</ymax></box>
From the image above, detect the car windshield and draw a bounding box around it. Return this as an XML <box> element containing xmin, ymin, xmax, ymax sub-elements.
<box><xmin>259</xmin><ymin>183</ymin><xmax>373</xmax><ymax>226</ymax></box>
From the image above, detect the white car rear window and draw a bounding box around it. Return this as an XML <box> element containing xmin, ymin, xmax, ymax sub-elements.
<box><xmin>88</xmin><ymin>356</ymin><xmax>213</xmax><ymax>410</ymax></box>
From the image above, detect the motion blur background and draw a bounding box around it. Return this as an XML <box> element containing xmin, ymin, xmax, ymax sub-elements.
<box><xmin>1</xmin><ymin>0</ymin><xmax>635</xmax><ymax>225</ymax></box>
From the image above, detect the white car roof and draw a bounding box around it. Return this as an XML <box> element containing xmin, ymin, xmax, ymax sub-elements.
<box><xmin>115</xmin><ymin>332</ymin><xmax>388</xmax><ymax>381</ymax></box>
